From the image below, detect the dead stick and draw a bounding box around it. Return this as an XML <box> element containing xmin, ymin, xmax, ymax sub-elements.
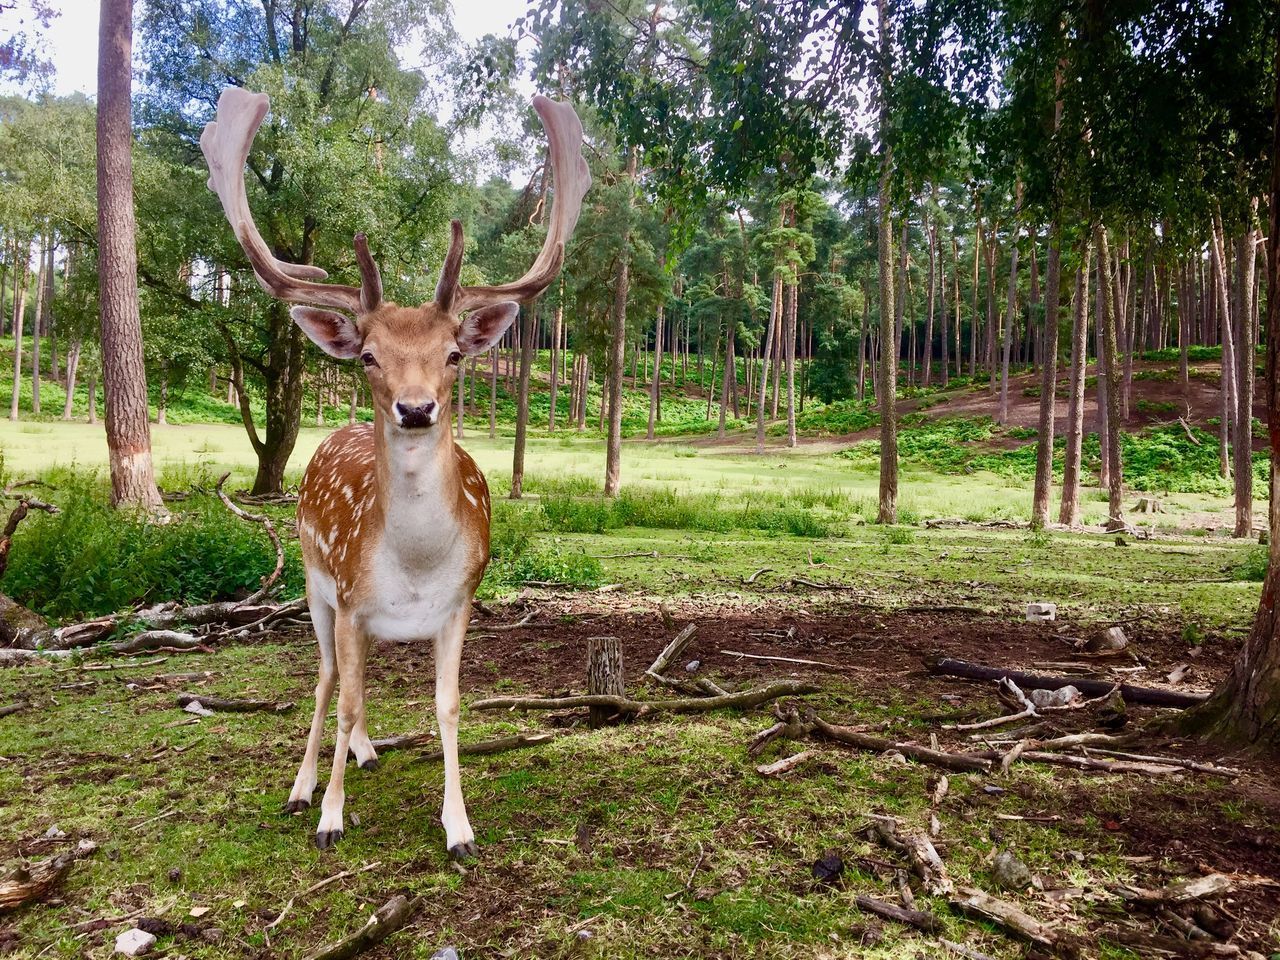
<box><xmin>928</xmin><ymin>656</ymin><xmax>1208</xmax><ymax>708</ymax></box>
<box><xmin>940</xmin><ymin>940</ymin><xmax>998</xmax><ymax>960</ymax></box>
<box><xmin>949</xmin><ymin>885</ymin><xmax>1060</xmax><ymax>948</ymax></box>
<box><xmin>743</xmin><ymin>567</ymin><xmax>774</xmax><ymax>584</ymax></box>
<box><xmin>470</xmin><ymin>680</ymin><xmax>818</xmax><ymax>715</ymax></box>
<box><xmin>267</xmin><ymin>861</ymin><xmax>382</xmax><ymax>932</ymax></box>
<box><xmin>854</xmin><ymin>894</ymin><xmax>940</xmax><ymax>933</ymax></box>
<box><xmin>0</xmin><ymin>700</ymin><xmax>29</xmax><ymax>719</ymax></box>
<box><xmin>719</xmin><ymin>649</ymin><xmax>840</xmax><ymax>669</ymax></box>
<box><xmin>412</xmin><ymin>732</ymin><xmax>558</xmax><ymax>763</ymax></box>
<box><xmin>646</xmin><ymin>623</ymin><xmax>698</xmax><ymax>678</ymax></box>
<box><xmin>215</xmin><ymin>472</ymin><xmax>284</xmax><ymax>607</ymax></box>
<box><xmin>808</xmin><ymin>713</ymin><xmax>991</xmax><ymax>773</ymax></box>
<box><xmin>301</xmin><ymin>893</ymin><xmax>417</xmax><ymax>960</ymax></box>
<box><xmin>176</xmin><ymin>692</ymin><xmax>294</xmax><ymax>713</ymax></box>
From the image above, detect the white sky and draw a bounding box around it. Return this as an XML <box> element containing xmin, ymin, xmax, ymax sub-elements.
<box><xmin>21</xmin><ymin>0</ymin><xmax>533</xmax><ymax>97</ymax></box>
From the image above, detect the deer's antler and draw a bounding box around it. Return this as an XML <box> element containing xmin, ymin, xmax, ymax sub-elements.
<box><xmin>436</xmin><ymin>95</ymin><xmax>591</xmax><ymax>314</ymax></box>
<box><xmin>200</xmin><ymin>87</ymin><xmax>383</xmax><ymax>314</ymax></box>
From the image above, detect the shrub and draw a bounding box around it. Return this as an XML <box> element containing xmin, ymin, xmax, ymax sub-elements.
<box><xmin>2</xmin><ymin>475</ymin><xmax>300</xmax><ymax>620</ymax></box>
<box><xmin>1234</xmin><ymin>547</ymin><xmax>1268</xmax><ymax>582</ymax></box>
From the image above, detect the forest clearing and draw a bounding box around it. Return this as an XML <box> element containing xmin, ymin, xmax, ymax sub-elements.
<box><xmin>3</xmin><ymin>0</ymin><xmax>1280</xmax><ymax>958</ymax></box>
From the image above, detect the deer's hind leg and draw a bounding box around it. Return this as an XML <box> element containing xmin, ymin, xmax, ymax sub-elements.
<box><xmin>285</xmin><ymin>590</ymin><xmax>337</xmax><ymax>814</ymax></box>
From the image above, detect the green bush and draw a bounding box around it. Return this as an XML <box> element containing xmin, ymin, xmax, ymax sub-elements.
<box><xmin>2</xmin><ymin>474</ymin><xmax>300</xmax><ymax>619</ymax></box>
<box><xmin>1234</xmin><ymin>547</ymin><xmax>1268</xmax><ymax>582</ymax></box>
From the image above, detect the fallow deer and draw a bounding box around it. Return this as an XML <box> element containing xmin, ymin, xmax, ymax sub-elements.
<box><xmin>200</xmin><ymin>86</ymin><xmax>590</xmax><ymax>855</ymax></box>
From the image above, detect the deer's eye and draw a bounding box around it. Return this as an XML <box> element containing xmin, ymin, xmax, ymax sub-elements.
<box><xmin>447</xmin><ymin>351</ymin><xmax>462</xmax><ymax>367</ymax></box>
<box><xmin>361</xmin><ymin>351</ymin><xmax>379</xmax><ymax>368</ymax></box>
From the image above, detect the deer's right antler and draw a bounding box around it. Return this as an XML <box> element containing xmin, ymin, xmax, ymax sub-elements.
<box><xmin>200</xmin><ymin>87</ymin><xmax>383</xmax><ymax>315</ymax></box>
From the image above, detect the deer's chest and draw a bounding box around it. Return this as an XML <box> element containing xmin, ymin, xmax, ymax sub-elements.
<box><xmin>357</xmin><ymin>535</ymin><xmax>475</xmax><ymax>642</ymax></box>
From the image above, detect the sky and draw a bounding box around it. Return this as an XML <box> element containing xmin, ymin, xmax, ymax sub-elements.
<box><xmin>20</xmin><ymin>0</ymin><xmax>533</xmax><ymax>97</ymax></box>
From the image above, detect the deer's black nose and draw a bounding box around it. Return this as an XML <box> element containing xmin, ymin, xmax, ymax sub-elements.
<box><xmin>395</xmin><ymin>400</ymin><xmax>438</xmax><ymax>429</ymax></box>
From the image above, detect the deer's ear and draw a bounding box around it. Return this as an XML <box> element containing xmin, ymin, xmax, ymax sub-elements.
<box><xmin>457</xmin><ymin>301</ymin><xmax>519</xmax><ymax>356</ymax></box>
<box><xmin>291</xmin><ymin>306</ymin><xmax>362</xmax><ymax>359</ymax></box>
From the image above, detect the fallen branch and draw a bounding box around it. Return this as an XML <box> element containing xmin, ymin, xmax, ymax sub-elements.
<box><xmin>928</xmin><ymin>656</ymin><xmax>1209</xmax><ymax>708</ymax></box>
<box><xmin>645</xmin><ymin>623</ymin><xmax>698</xmax><ymax>679</ymax></box>
<box><xmin>950</xmin><ymin>885</ymin><xmax>1066</xmax><ymax>951</ymax></box>
<box><xmin>302</xmin><ymin>894</ymin><xmax>418</xmax><ymax>960</ymax></box>
<box><xmin>470</xmin><ymin>680</ymin><xmax>819</xmax><ymax>716</ymax></box>
<box><xmin>112</xmin><ymin>630</ymin><xmax>206</xmax><ymax>655</ymax></box>
<box><xmin>413</xmin><ymin>731</ymin><xmax>559</xmax><ymax>763</ymax></box>
<box><xmin>719</xmin><ymin>649</ymin><xmax>840</xmax><ymax>670</ymax></box>
<box><xmin>807</xmin><ymin>712</ymin><xmax>991</xmax><ymax>772</ymax></box>
<box><xmin>591</xmin><ymin>550</ymin><xmax>658</xmax><ymax>559</ymax></box>
<box><xmin>215</xmin><ymin>472</ymin><xmax>284</xmax><ymax>607</ymax></box>
<box><xmin>743</xmin><ymin>567</ymin><xmax>774</xmax><ymax>584</ymax></box>
<box><xmin>0</xmin><ymin>840</ymin><xmax>97</xmax><ymax>914</ymax></box>
<box><xmin>468</xmin><ymin>611</ymin><xmax>538</xmax><ymax>634</ymax></box>
<box><xmin>1178</xmin><ymin>417</ymin><xmax>1203</xmax><ymax>446</ymax></box>
<box><xmin>176</xmin><ymin>692</ymin><xmax>294</xmax><ymax>714</ymax></box>
<box><xmin>266</xmin><ymin>861</ymin><xmax>382</xmax><ymax>933</ymax></box>
<box><xmin>939</xmin><ymin>939</ymin><xmax>998</xmax><ymax>960</ymax></box>
<box><xmin>0</xmin><ymin>700</ymin><xmax>29</xmax><ymax>719</ymax></box>
<box><xmin>1116</xmin><ymin>874</ymin><xmax>1234</xmax><ymax>907</ymax></box>
<box><xmin>900</xmin><ymin>604</ymin><xmax>985</xmax><ymax>615</ymax></box>
<box><xmin>976</xmin><ymin>749</ymin><xmax>1181</xmax><ymax>775</ymax></box>
<box><xmin>756</xmin><ymin>750</ymin><xmax>815</xmax><ymax>777</ymax></box>
<box><xmin>368</xmin><ymin>732</ymin><xmax>436</xmax><ymax>753</ymax></box>
<box><xmin>854</xmin><ymin>894</ymin><xmax>940</xmax><ymax>932</ymax></box>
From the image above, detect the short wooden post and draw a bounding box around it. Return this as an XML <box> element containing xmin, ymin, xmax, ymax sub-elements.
<box><xmin>586</xmin><ymin>636</ymin><xmax>624</xmax><ymax>728</ymax></box>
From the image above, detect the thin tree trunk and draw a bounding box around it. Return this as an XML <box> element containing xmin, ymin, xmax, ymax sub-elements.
<box><xmin>1211</xmin><ymin>215</ymin><xmax>1236</xmax><ymax>481</ymax></box>
<box><xmin>857</xmin><ymin>268</ymin><xmax>869</xmax><ymax>401</ymax></box>
<box><xmin>755</xmin><ymin>272</ymin><xmax>782</xmax><ymax>452</ymax></box>
<box><xmin>1059</xmin><ymin>242</ymin><xmax>1091</xmax><ymax>526</ymax></box>
<box><xmin>1095</xmin><ymin>224</ymin><xmax>1125</xmax><ymax>521</ymax></box>
<box><xmin>998</xmin><ymin>236</ymin><xmax>1020</xmax><ymax>424</ymax></box>
<box><xmin>604</xmin><ymin>146</ymin><xmax>638</xmax><ymax>497</ymax></box>
<box><xmin>87</xmin><ymin>372</ymin><xmax>98</xmax><ymax>424</ymax></box>
<box><xmin>9</xmin><ymin>240</ymin><xmax>28</xmax><ymax>421</ymax></box>
<box><xmin>456</xmin><ymin>349</ymin><xmax>466</xmax><ymax>438</ymax></box>
<box><xmin>548</xmin><ymin>289</ymin><xmax>562</xmax><ymax>431</ymax></box>
<box><xmin>785</xmin><ymin>281</ymin><xmax>797</xmax><ymax>448</ymax></box>
<box><xmin>489</xmin><ymin>344</ymin><xmax>498</xmax><ymax>439</ymax></box>
<box><xmin>1031</xmin><ymin>224</ymin><xmax>1062</xmax><ymax>528</ymax></box>
<box><xmin>647</xmin><ymin>303</ymin><xmax>664</xmax><ymax>440</ymax></box>
<box><xmin>62</xmin><ymin>340</ymin><xmax>81</xmax><ymax>420</ymax></box>
<box><xmin>510</xmin><ymin>304</ymin><xmax>536</xmax><ymax>498</ymax></box>
<box><xmin>30</xmin><ymin>234</ymin><xmax>47</xmax><ymax>416</ymax></box>
<box><xmin>876</xmin><ymin>153</ymin><xmax>897</xmax><ymax>520</ymax></box>
<box><xmin>1234</xmin><ymin>223</ymin><xmax>1259</xmax><ymax>537</ymax></box>
<box><xmin>96</xmin><ymin>0</ymin><xmax>163</xmax><ymax>511</ymax></box>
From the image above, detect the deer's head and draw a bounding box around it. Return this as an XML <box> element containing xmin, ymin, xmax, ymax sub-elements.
<box><xmin>200</xmin><ymin>88</ymin><xmax>591</xmax><ymax>431</ymax></box>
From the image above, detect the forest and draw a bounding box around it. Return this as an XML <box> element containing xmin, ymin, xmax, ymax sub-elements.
<box><xmin>1</xmin><ymin>0</ymin><xmax>1279</xmax><ymax>958</ymax></box>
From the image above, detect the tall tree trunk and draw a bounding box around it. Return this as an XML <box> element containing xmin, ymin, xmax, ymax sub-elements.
<box><xmin>876</xmin><ymin>163</ymin><xmax>897</xmax><ymax>521</ymax></box>
<box><xmin>1031</xmin><ymin>225</ymin><xmax>1062</xmax><ymax>528</ymax></box>
<box><xmin>1059</xmin><ymin>242</ymin><xmax>1091</xmax><ymax>526</ymax></box>
<box><xmin>755</xmin><ymin>272</ymin><xmax>782</xmax><ymax>452</ymax></box>
<box><xmin>30</xmin><ymin>234</ymin><xmax>47</xmax><ymax>416</ymax></box>
<box><xmin>1234</xmin><ymin>223</ymin><xmax>1259</xmax><ymax>538</ymax></box>
<box><xmin>97</xmin><ymin>0</ymin><xmax>163</xmax><ymax>511</ymax></box>
<box><xmin>1211</xmin><ymin>215</ymin><xmax>1236</xmax><ymax>481</ymax></box>
<box><xmin>549</xmin><ymin>288</ymin><xmax>562</xmax><ymax>431</ymax></box>
<box><xmin>8</xmin><ymin>240</ymin><xmax>28</xmax><ymax>421</ymax></box>
<box><xmin>925</xmin><ymin>208</ymin><xmax>937</xmax><ymax>388</ymax></box>
<box><xmin>1095</xmin><ymin>224</ymin><xmax>1125</xmax><ymax>521</ymax></box>
<box><xmin>488</xmin><ymin>344</ymin><xmax>498</xmax><ymax>439</ymax></box>
<box><xmin>349</xmin><ymin>384</ymin><xmax>358</xmax><ymax>425</ymax></box>
<box><xmin>455</xmin><ymin>351</ymin><xmax>466</xmax><ymax>438</ymax></box>
<box><xmin>510</xmin><ymin>304</ymin><xmax>536</xmax><ymax>499</ymax></box>
<box><xmin>647</xmin><ymin>304</ymin><xmax>664</xmax><ymax>440</ymax></box>
<box><xmin>62</xmin><ymin>339</ymin><xmax>81</xmax><ymax>420</ymax></box>
<box><xmin>998</xmin><ymin>235</ymin><xmax>1020</xmax><ymax>424</ymax></box>
<box><xmin>604</xmin><ymin>146</ymin><xmax>638</xmax><ymax>497</ymax></box>
<box><xmin>86</xmin><ymin>372</ymin><xmax>98</xmax><ymax>424</ymax></box>
<box><xmin>785</xmin><ymin>281</ymin><xmax>798</xmax><ymax>448</ymax></box>
<box><xmin>157</xmin><ymin>361</ymin><xmax>168</xmax><ymax>426</ymax></box>
<box><xmin>857</xmin><ymin>267</ymin><xmax>870</xmax><ymax>401</ymax></box>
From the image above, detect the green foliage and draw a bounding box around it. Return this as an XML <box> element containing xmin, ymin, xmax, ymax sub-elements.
<box><xmin>480</xmin><ymin>502</ymin><xmax>602</xmax><ymax>594</ymax></box>
<box><xmin>1234</xmin><ymin>547</ymin><xmax>1269</xmax><ymax>583</ymax></box>
<box><xmin>1</xmin><ymin>473</ymin><xmax>300</xmax><ymax>620</ymax></box>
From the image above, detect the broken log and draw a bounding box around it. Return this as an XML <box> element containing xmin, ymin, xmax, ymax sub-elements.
<box><xmin>0</xmin><ymin>700</ymin><xmax>29</xmax><ymax>719</ymax></box>
<box><xmin>853</xmin><ymin>894</ymin><xmax>940</xmax><ymax>933</ymax></box>
<box><xmin>645</xmin><ymin>622</ymin><xmax>697</xmax><ymax>679</ymax></box>
<box><xmin>950</xmin><ymin>885</ymin><xmax>1064</xmax><ymax>951</ymax></box>
<box><xmin>756</xmin><ymin>750</ymin><xmax>815</xmax><ymax>777</ymax></box>
<box><xmin>112</xmin><ymin>630</ymin><xmax>205</xmax><ymax>655</ymax></box>
<box><xmin>302</xmin><ymin>894</ymin><xmax>418</xmax><ymax>960</ymax></box>
<box><xmin>0</xmin><ymin>840</ymin><xmax>97</xmax><ymax>914</ymax></box>
<box><xmin>1117</xmin><ymin>874</ymin><xmax>1234</xmax><ymax>906</ymax></box>
<box><xmin>470</xmin><ymin>680</ymin><xmax>819</xmax><ymax>715</ymax></box>
<box><xmin>176</xmin><ymin>693</ymin><xmax>294</xmax><ymax>713</ymax></box>
<box><xmin>928</xmin><ymin>657</ymin><xmax>1208</xmax><ymax>708</ymax></box>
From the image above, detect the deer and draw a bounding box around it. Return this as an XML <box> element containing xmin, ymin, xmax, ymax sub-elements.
<box><xmin>199</xmin><ymin>86</ymin><xmax>590</xmax><ymax>856</ymax></box>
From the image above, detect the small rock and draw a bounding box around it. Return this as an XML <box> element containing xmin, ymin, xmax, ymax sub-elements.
<box><xmin>880</xmin><ymin>750</ymin><xmax>908</xmax><ymax>765</ymax></box>
<box><xmin>43</xmin><ymin>825</ymin><xmax>66</xmax><ymax>840</ymax></box>
<box><xmin>183</xmin><ymin>700</ymin><xmax>214</xmax><ymax>717</ymax></box>
<box><xmin>1029</xmin><ymin>685</ymin><xmax>1079</xmax><ymax>709</ymax></box>
<box><xmin>684</xmin><ymin>660</ymin><xmax>701</xmax><ymax>673</ymax></box>
<box><xmin>136</xmin><ymin>918</ymin><xmax>173</xmax><ymax>938</ymax></box>
<box><xmin>811</xmin><ymin>851</ymin><xmax>844</xmax><ymax>885</ymax></box>
<box><xmin>1087</xmin><ymin>626</ymin><xmax>1127</xmax><ymax>652</ymax></box>
<box><xmin>188</xmin><ymin>906</ymin><xmax>211</xmax><ymax>918</ymax></box>
<box><xmin>992</xmin><ymin>849</ymin><xmax>1033</xmax><ymax>891</ymax></box>
<box><xmin>576</xmin><ymin>929</ymin><xmax>593</xmax><ymax>940</ymax></box>
<box><xmin>1025</xmin><ymin>602</ymin><xmax>1056</xmax><ymax>623</ymax></box>
<box><xmin>200</xmin><ymin>928</ymin><xmax>225</xmax><ymax>944</ymax></box>
<box><xmin>431</xmin><ymin>948</ymin><xmax>461</xmax><ymax>960</ymax></box>
<box><xmin>167</xmin><ymin>867</ymin><xmax>182</xmax><ymax>883</ymax></box>
<box><xmin>982</xmin><ymin>784</ymin><xmax>1006</xmax><ymax>795</ymax></box>
<box><xmin>115</xmin><ymin>929</ymin><xmax>157</xmax><ymax>957</ymax></box>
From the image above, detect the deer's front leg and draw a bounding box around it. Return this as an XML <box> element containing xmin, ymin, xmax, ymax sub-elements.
<box><xmin>316</xmin><ymin>610</ymin><xmax>368</xmax><ymax>850</ymax></box>
<box><xmin>436</xmin><ymin>606</ymin><xmax>476</xmax><ymax>859</ymax></box>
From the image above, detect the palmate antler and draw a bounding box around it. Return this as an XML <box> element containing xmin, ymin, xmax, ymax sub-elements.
<box><xmin>201</xmin><ymin>87</ymin><xmax>590</xmax><ymax>319</ymax></box>
<box><xmin>435</xmin><ymin>95</ymin><xmax>592</xmax><ymax>313</ymax></box>
<box><xmin>200</xmin><ymin>87</ymin><xmax>383</xmax><ymax>314</ymax></box>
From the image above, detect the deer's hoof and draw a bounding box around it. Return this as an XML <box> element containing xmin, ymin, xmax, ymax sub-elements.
<box><xmin>448</xmin><ymin>841</ymin><xmax>480</xmax><ymax>862</ymax></box>
<box><xmin>358</xmin><ymin>757</ymin><xmax>380</xmax><ymax>771</ymax></box>
<box><xmin>283</xmin><ymin>799</ymin><xmax>310</xmax><ymax>815</ymax></box>
<box><xmin>314</xmin><ymin>829</ymin><xmax>344</xmax><ymax>850</ymax></box>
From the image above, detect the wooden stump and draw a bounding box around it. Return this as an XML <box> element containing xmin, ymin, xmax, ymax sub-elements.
<box><xmin>586</xmin><ymin>636</ymin><xmax>624</xmax><ymax>728</ymax></box>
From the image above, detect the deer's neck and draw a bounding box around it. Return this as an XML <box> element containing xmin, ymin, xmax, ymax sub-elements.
<box><xmin>372</xmin><ymin>409</ymin><xmax>461</xmax><ymax>563</ymax></box>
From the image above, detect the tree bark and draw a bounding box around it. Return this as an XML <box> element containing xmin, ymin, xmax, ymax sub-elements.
<box><xmin>1211</xmin><ymin>215</ymin><xmax>1236</xmax><ymax>481</ymax></box>
<box><xmin>924</xmin><ymin>206</ymin><xmax>937</xmax><ymax>388</ymax></box>
<box><xmin>1094</xmin><ymin>224</ymin><xmax>1125</xmax><ymax>520</ymax></box>
<box><xmin>604</xmin><ymin>146</ymin><xmax>638</xmax><ymax>497</ymax></box>
<box><xmin>586</xmin><ymin>635</ymin><xmax>624</xmax><ymax>729</ymax></box>
<box><xmin>489</xmin><ymin>344</ymin><xmax>498</xmax><ymax>439</ymax></box>
<box><xmin>1031</xmin><ymin>224</ymin><xmax>1062</xmax><ymax>528</ymax></box>
<box><xmin>1059</xmin><ymin>241</ymin><xmax>1091</xmax><ymax>526</ymax></box>
<box><xmin>755</xmin><ymin>268</ymin><xmax>782</xmax><ymax>452</ymax></box>
<box><xmin>785</xmin><ymin>280</ymin><xmax>798</xmax><ymax>448</ymax></box>
<box><xmin>1234</xmin><ymin>223</ymin><xmax>1258</xmax><ymax>538</ymax></box>
<box><xmin>8</xmin><ymin>239</ymin><xmax>27</xmax><ymax>422</ymax></box>
<box><xmin>509</xmin><ymin>304</ymin><xmax>535</xmax><ymax>499</ymax></box>
<box><xmin>647</xmin><ymin>304</ymin><xmax>663</xmax><ymax>440</ymax></box>
<box><xmin>549</xmin><ymin>286</ymin><xmax>563</xmax><ymax>431</ymax></box>
<box><xmin>62</xmin><ymin>339</ymin><xmax>81</xmax><ymax>420</ymax></box>
<box><xmin>30</xmin><ymin>234</ymin><xmax>46</xmax><ymax>416</ymax></box>
<box><xmin>997</xmin><ymin>233</ymin><xmax>1020</xmax><ymax>425</ymax></box>
<box><xmin>876</xmin><ymin>0</ymin><xmax>897</xmax><ymax>524</ymax></box>
<box><xmin>97</xmin><ymin>0</ymin><xmax>164</xmax><ymax>511</ymax></box>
